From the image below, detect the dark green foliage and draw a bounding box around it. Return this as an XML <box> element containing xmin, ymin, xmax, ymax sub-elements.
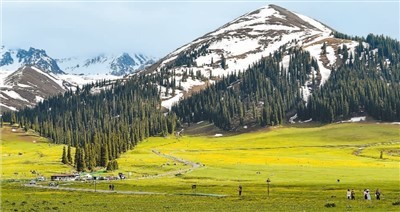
<box><xmin>75</xmin><ymin>147</ymin><xmax>86</xmax><ymax>172</ymax></box>
<box><xmin>106</xmin><ymin>160</ymin><xmax>119</xmax><ymax>171</ymax></box>
<box><xmin>67</xmin><ymin>145</ymin><xmax>72</xmax><ymax>164</ymax></box>
<box><xmin>172</xmin><ymin>47</ymin><xmax>314</xmax><ymax>130</ymax></box>
<box><xmin>61</xmin><ymin>146</ymin><xmax>68</xmax><ymax>164</ymax></box>
<box><xmin>5</xmin><ymin>75</ymin><xmax>177</xmax><ymax>171</ymax></box>
<box><xmin>100</xmin><ymin>145</ymin><xmax>109</xmax><ymax>167</ymax></box>
<box><xmin>324</xmin><ymin>202</ymin><xmax>336</xmax><ymax>208</ymax></box>
<box><xmin>221</xmin><ymin>55</ymin><xmax>226</xmax><ymax>69</ymax></box>
<box><xmin>166</xmin><ymin>44</ymin><xmax>210</xmax><ymax>68</ymax></box>
<box><xmin>299</xmin><ymin>34</ymin><xmax>400</xmax><ymax>122</ymax></box>
<box><xmin>173</xmin><ymin>34</ymin><xmax>399</xmax><ymax>128</ymax></box>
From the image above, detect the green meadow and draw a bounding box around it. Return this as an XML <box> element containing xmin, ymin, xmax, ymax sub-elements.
<box><xmin>1</xmin><ymin>123</ymin><xmax>400</xmax><ymax>211</ymax></box>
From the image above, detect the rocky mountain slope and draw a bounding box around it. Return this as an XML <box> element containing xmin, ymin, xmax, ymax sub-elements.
<box><xmin>0</xmin><ymin>66</ymin><xmax>70</xmax><ymax>111</ymax></box>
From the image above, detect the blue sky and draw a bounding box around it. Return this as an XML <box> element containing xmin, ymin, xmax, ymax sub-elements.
<box><xmin>2</xmin><ymin>0</ymin><xmax>399</xmax><ymax>58</ymax></box>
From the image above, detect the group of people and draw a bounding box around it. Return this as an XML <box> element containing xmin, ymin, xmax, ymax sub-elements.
<box><xmin>346</xmin><ymin>188</ymin><xmax>381</xmax><ymax>200</ymax></box>
<box><xmin>109</xmin><ymin>184</ymin><xmax>115</xmax><ymax>191</ymax></box>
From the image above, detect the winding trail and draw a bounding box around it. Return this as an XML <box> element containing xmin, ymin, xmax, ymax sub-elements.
<box><xmin>134</xmin><ymin>149</ymin><xmax>202</xmax><ymax>180</ymax></box>
<box><xmin>353</xmin><ymin>141</ymin><xmax>400</xmax><ymax>159</ymax></box>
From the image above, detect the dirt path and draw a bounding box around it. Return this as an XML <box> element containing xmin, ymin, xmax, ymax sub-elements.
<box><xmin>23</xmin><ymin>183</ymin><xmax>226</xmax><ymax>197</ymax></box>
<box><xmin>353</xmin><ymin>141</ymin><xmax>400</xmax><ymax>158</ymax></box>
<box><xmin>24</xmin><ymin>184</ymin><xmax>166</xmax><ymax>195</ymax></box>
<box><xmin>133</xmin><ymin>149</ymin><xmax>202</xmax><ymax>180</ymax></box>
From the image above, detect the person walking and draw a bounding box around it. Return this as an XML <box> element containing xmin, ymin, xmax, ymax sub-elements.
<box><xmin>364</xmin><ymin>189</ymin><xmax>368</xmax><ymax>200</ymax></box>
<box><xmin>346</xmin><ymin>189</ymin><xmax>351</xmax><ymax>199</ymax></box>
<box><xmin>367</xmin><ymin>189</ymin><xmax>371</xmax><ymax>200</ymax></box>
<box><xmin>238</xmin><ymin>185</ymin><xmax>243</xmax><ymax>196</ymax></box>
<box><xmin>351</xmin><ymin>189</ymin><xmax>355</xmax><ymax>200</ymax></box>
<box><xmin>375</xmin><ymin>189</ymin><xmax>381</xmax><ymax>200</ymax></box>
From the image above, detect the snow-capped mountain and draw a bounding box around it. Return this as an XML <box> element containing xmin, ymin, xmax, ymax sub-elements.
<box><xmin>144</xmin><ymin>4</ymin><xmax>359</xmax><ymax>109</ymax></box>
<box><xmin>0</xmin><ymin>66</ymin><xmax>71</xmax><ymax>111</ymax></box>
<box><xmin>0</xmin><ymin>47</ymin><xmax>64</xmax><ymax>74</ymax></box>
<box><xmin>57</xmin><ymin>53</ymin><xmax>156</xmax><ymax>76</ymax></box>
<box><xmin>0</xmin><ymin>46</ymin><xmax>155</xmax><ymax>111</ymax></box>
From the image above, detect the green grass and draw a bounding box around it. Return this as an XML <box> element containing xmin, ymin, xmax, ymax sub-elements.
<box><xmin>1</xmin><ymin>123</ymin><xmax>400</xmax><ymax>211</ymax></box>
<box><xmin>1</xmin><ymin>126</ymin><xmax>75</xmax><ymax>179</ymax></box>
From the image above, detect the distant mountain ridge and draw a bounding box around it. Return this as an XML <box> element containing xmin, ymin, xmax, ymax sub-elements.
<box><xmin>1</xmin><ymin>47</ymin><xmax>156</xmax><ymax>76</ymax></box>
<box><xmin>57</xmin><ymin>52</ymin><xmax>155</xmax><ymax>76</ymax></box>
<box><xmin>0</xmin><ymin>47</ymin><xmax>64</xmax><ymax>74</ymax></box>
<box><xmin>0</xmin><ymin>47</ymin><xmax>156</xmax><ymax>111</ymax></box>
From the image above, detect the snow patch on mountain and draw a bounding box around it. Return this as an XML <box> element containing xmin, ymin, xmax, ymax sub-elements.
<box><xmin>0</xmin><ymin>103</ymin><xmax>17</xmax><ymax>111</ymax></box>
<box><xmin>31</xmin><ymin>66</ymin><xmax>65</xmax><ymax>89</ymax></box>
<box><xmin>326</xmin><ymin>46</ymin><xmax>336</xmax><ymax>66</ymax></box>
<box><xmin>1</xmin><ymin>90</ymin><xmax>29</xmax><ymax>102</ymax></box>
<box><xmin>305</xmin><ymin>43</ymin><xmax>331</xmax><ymax>85</ymax></box>
<box><xmin>161</xmin><ymin>90</ymin><xmax>183</xmax><ymax>110</ymax></box>
<box><xmin>146</xmin><ymin>4</ymin><xmax>352</xmax><ymax>108</ymax></box>
<box><xmin>57</xmin><ymin>53</ymin><xmax>155</xmax><ymax>76</ymax></box>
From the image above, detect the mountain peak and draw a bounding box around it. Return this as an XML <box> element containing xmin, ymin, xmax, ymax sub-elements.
<box><xmin>0</xmin><ymin>47</ymin><xmax>64</xmax><ymax>74</ymax></box>
<box><xmin>142</xmin><ymin>4</ymin><xmax>357</xmax><ymax>109</ymax></box>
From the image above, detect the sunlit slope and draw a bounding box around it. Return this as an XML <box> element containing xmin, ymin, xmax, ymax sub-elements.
<box><xmin>118</xmin><ymin>123</ymin><xmax>399</xmax><ymax>186</ymax></box>
<box><xmin>1</xmin><ymin>125</ymin><xmax>74</xmax><ymax>178</ymax></box>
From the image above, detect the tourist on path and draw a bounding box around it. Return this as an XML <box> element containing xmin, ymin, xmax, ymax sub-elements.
<box><xmin>238</xmin><ymin>185</ymin><xmax>243</xmax><ymax>196</ymax></box>
<box><xmin>375</xmin><ymin>189</ymin><xmax>381</xmax><ymax>200</ymax></box>
<box><xmin>346</xmin><ymin>189</ymin><xmax>351</xmax><ymax>199</ymax></box>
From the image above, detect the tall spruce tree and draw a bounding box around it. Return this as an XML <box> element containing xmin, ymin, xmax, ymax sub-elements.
<box><xmin>61</xmin><ymin>146</ymin><xmax>68</xmax><ymax>164</ymax></box>
<box><xmin>67</xmin><ymin>145</ymin><xmax>72</xmax><ymax>164</ymax></box>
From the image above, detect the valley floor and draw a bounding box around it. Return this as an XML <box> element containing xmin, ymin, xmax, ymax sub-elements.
<box><xmin>1</xmin><ymin>123</ymin><xmax>399</xmax><ymax>211</ymax></box>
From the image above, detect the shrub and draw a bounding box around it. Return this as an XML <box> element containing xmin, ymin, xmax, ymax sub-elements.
<box><xmin>392</xmin><ymin>200</ymin><xmax>400</xmax><ymax>206</ymax></box>
<box><xmin>324</xmin><ymin>202</ymin><xmax>336</xmax><ymax>208</ymax></box>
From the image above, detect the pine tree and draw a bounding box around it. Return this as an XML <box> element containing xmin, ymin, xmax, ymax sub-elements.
<box><xmin>67</xmin><ymin>145</ymin><xmax>72</xmax><ymax>164</ymax></box>
<box><xmin>221</xmin><ymin>55</ymin><xmax>226</xmax><ymax>69</ymax></box>
<box><xmin>100</xmin><ymin>145</ymin><xmax>109</xmax><ymax>167</ymax></box>
<box><xmin>61</xmin><ymin>146</ymin><xmax>68</xmax><ymax>164</ymax></box>
<box><xmin>76</xmin><ymin>148</ymin><xmax>86</xmax><ymax>172</ymax></box>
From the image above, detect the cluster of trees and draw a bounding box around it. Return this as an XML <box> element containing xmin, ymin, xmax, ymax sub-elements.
<box><xmin>61</xmin><ymin>145</ymin><xmax>73</xmax><ymax>165</ymax></box>
<box><xmin>4</xmin><ymin>76</ymin><xmax>177</xmax><ymax>172</ymax></box>
<box><xmin>172</xmin><ymin>47</ymin><xmax>318</xmax><ymax>130</ymax></box>
<box><xmin>166</xmin><ymin>44</ymin><xmax>210</xmax><ymax>68</ymax></box>
<box><xmin>173</xmin><ymin>33</ymin><xmax>400</xmax><ymax>128</ymax></box>
<box><xmin>298</xmin><ymin>34</ymin><xmax>400</xmax><ymax>122</ymax></box>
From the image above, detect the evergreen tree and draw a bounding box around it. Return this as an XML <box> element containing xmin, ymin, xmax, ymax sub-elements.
<box><xmin>221</xmin><ymin>55</ymin><xmax>226</xmax><ymax>69</ymax></box>
<box><xmin>67</xmin><ymin>145</ymin><xmax>72</xmax><ymax>164</ymax></box>
<box><xmin>61</xmin><ymin>146</ymin><xmax>68</xmax><ymax>164</ymax></box>
<box><xmin>100</xmin><ymin>145</ymin><xmax>109</xmax><ymax>167</ymax></box>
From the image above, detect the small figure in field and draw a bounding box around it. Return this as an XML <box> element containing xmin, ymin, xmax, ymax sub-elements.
<box><xmin>375</xmin><ymin>189</ymin><xmax>381</xmax><ymax>200</ymax></box>
<box><xmin>347</xmin><ymin>189</ymin><xmax>351</xmax><ymax>199</ymax></box>
<box><xmin>111</xmin><ymin>184</ymin><xmax>115</xmax><ymax>191</ymax></box>
<box><xmin>366</xmin><ymin>189</ymin><xmax>371</xmax><ymax>200</ymax></box>
<box><xmin>238</xmin><ymin>185</ymin><xmax>243</xmax><ymax>196</ymax></box>
<box><xmin>109</xmin><ymin>184</ymin><xmax>112</xmax><ymax>191</ymax></box>
<box><xmin>351</xmin><ymin>189</ymin><xmax>355</xmax><ymax>200</ymax></box>
<box><xmin>364</xmin><ymin>189</ymin><xmax>368</xmax><ymax>200</ymax></box>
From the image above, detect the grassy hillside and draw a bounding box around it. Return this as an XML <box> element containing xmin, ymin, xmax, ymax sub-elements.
<box><xmin>1</xmin><ymin>125</ymin><xmax>75</xmax><ymax>179</ymax></box>
<box><xmin>2</xmin><ymin>123</ymin><xmax>400</xmax><ymax>211</ymax></box>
